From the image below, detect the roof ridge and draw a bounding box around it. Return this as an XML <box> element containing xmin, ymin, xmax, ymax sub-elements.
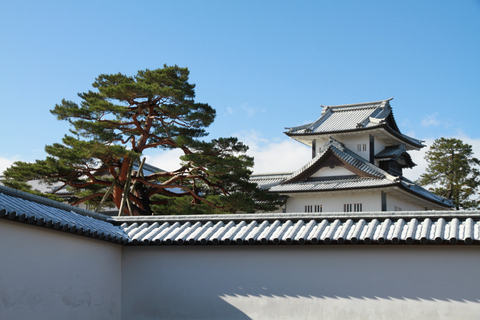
<box><xmin>321</xmin><ymin>97</ymin><xmax>393</xmax><ymax>109</ymax></box>
<box><xmin>251</xmin><ymin>172</ymin><xmax>292</xmax><ymax>177</ymax></box>
<box><xmin>112</xmin><ymin>210</ymin><xmax>480</xmax><ymax>224</ymax></box>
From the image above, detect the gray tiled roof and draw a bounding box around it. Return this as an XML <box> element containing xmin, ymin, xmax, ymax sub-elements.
<box><xmin>26</xmin><ymin>180</ymin><xmax>71</xmax><ymax>195</ymax></box>
<box><xmin>0</xmin><ymin>186</ymin><xmax>466</xmax><ymax>246</ymax></box>
<box><xmin>0</xmin><ymin>177</ymin><xmax>72</xmax><ymax>195</ymax></box>
<box><xmin>0</xmin><ymin>185</ymin><xmax>129</xmax><ymax>243</ymax></box>
<box><xmin>375</xmin><ymin>145</ymin><xmax>415</xmax><ymax>167</ymax></box>
<box><xmin>375</xmin><ymin>145</ymin><xmax>408</xmax><ymax>159</ymax></box>
<box><xmin>251</xmin><ymin>138</ymin><xmax>451</xmax><ymax>207</ymax></box>
<box><xmin>0</xmin><ymin>162</ymin><xmax>164</xmax><ymax>196</ymax></box>
<box><xmin>399</xmin><ymin>178</ymin><xmax>452</xmax><ymax>206</ymax></box>
<box><xmin>286</xmin><ymin>100</ymin><xmax>389</xmax><ymax>134</ymax></box>
<box><xmin>285</xmin><ymin>99</ymin><xmax>424</xmax><ymax>147</ymax></box>
<box><xmin>250</xmin><ymin>173</ymin><xmax>290</xmax><ymax>189</ymax></box>
<box><xmin>270</xmin><ymin>176</ymin><xmax>395</xmax><ymax>193</ymax></box>
<box><xmin>134</xmin><ymin>162</ymin><xmax>164</xmax><ymax>176</ymax></box>
<box><xmin>252</xmin><ymin>138</ymin><xmax>396</xmax><ymax>192</ymax></box>
<box><xmin>114</xmin><ymin>211</ymin><xmax>480</xmax><ymax>245</ymax></box>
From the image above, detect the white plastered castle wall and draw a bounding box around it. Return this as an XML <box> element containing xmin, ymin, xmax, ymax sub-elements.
<box><xmin>0</xmin><ymin>219</ymin><xmax>122</xmax><ymax>320</ymax></box>
<box><xmin>311</xmin><ymin>165</ymin><xmax>352</xmax><ymax>177</ymax></box>
<box><xmin>121</xmin><ymin>245</ymin><xmax>480</xmax><ymax>320</ymax></box>
<box><xmin>315</xmin><ymin>134</ymin><xmax>372</xmax><ymax>162</ymax></box>
<box><xmin>283</xmin><ymin>190</ymin><xmax>431</xmax><ymax>213</ymax></box>
<box><xmin>284</xmin><ymin>190</ymin><xmax>382</xmax><ymax>213</ymax></box>
<box><xmin>385</xmin><ymin>190</ymin><xmax>430</xmax><ymax>211</ymax></box>
<box><xmin>339</xmin><ymin>134</ymin><xmax>371</xmax><ymax>161</ymax></box>
<box><xmin>373</xmin><ymin>135</ymin><xmax>387</xmax><ymax>154</ymax></box>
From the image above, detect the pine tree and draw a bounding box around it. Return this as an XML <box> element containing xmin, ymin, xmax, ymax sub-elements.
<box><xmin>4</xmin><ymin>66</ymin><xmax>280</xmax><ymax>215</ymax></box>
<box><xmin>417</xmin><ymin>138</ymin><xmax>480</xmax><ymax>209</ymax></box>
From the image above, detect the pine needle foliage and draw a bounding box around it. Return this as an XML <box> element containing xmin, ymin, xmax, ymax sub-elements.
<box><xmin>416</xmin><ymin>138</ymin><xmax>480</xmax><ymax>210</ymax></box>
<box><xmin>4</xmin><ymin>66</ymin><xmax>280</xmax><ymax>215</ymax></box>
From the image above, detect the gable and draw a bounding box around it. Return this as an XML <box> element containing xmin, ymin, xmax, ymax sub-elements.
<box><xmin>310</xmin><ymin>164</ymin><xmax>353</xmax><ymax>178</ymax></box>
<box><xmin>283</xmin><ymin>147</ymin><xmax>381</xmax><ymax>184</ymax></box>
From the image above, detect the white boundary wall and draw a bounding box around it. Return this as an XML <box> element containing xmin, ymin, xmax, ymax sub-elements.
<box><xmin>0</xmin><ymin>220</ymin><xmax>122</xmax><ymax>320</ymax></box>
<box><xmin>122</xmin><ymin>245</ymin><xmax>480</xmax><ymax>320</ymax></box>
<box><xmin>3</xmin><ymin>218</ymin><xmax>480</xmax><ymax>320</ymax></box>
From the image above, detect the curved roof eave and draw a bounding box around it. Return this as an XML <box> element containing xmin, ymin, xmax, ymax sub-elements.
<box><xmin>273</xmin><ymin>182</ymin><xmax>397</xmax><ymax>194</ymax></box>
<box><xmin>285</xmin><ymin>124</ymin><xmax>425</xmax><ymax>149</ymax></box>
<box><xmin>397</xmin><ymin>183</ymin><xmax>454</xmax><ymax>209</ymax></box>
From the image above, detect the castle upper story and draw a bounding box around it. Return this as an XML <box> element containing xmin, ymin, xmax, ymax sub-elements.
<box><xmin>284</xmin><ymin>98</ymin><xmax>421</xmax><ymax>177</ymax></box>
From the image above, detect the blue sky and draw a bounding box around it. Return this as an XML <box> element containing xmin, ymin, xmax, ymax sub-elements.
<box><xmin>1</xmin><ymin>1</ymin><xmax>479</xmax><ymax>179</ymax></box>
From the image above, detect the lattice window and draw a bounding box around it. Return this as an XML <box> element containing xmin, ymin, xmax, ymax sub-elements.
<box><xmin>306</xmin><ymin>205</ymin><xmax>322</xmax><ymax>213</ymax></box>
<box><xmin>357</xmin><ymin>144</ymin><xmax>367</xmax><ymax>152</ymax></box>
<box><xmin>344</xmin><ymin>203</ymin><xmax>362</xmax><ymax>212</ymax></box>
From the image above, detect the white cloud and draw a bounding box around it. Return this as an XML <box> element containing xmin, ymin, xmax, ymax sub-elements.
<box><xmin>421</xmin><ymin>112</ymin><xmax>453</xmax><ymax>129</ymax></box>
<box><xmin>233</xmin><ymin>130</ymin><xmax>311</xmax><ymax>174</ymax></box>
<box><xmin>144</xmin><ymin>149</ymin><xmax>184</xmax><ymax>172</ymax></box>
<box><xmin>144</xmin><ymin>131</ymin><xmax>311</xmax><ymax>175</ymax></box>
<box><xmin>0</xmin><ymin>155</ymin><xmax>21</xmax><ymax>175</ymax></box>
<box><xmin>241</xmin><ymin>103</ymin><xmax>256</xmax><ymax>118</ymax></box>
<box><xmin>421</xmin><ymin>113</ymin><xmax>441</xmax><ymax>127</ymax></box>
<box><xmin>250</xmin><ymin>139</ymin><xmax>312</xmax><ymax>174</ymax></box>
<box><xmin>405</xmin><ymin>138</ymin><xmax>433</xmax><ymax>182</ymax></box>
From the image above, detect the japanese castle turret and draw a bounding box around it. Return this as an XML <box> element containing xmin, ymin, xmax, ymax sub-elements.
<box><xmin>252</xmin><ymin>98</ymin><xmax>452</xmax><ymax>213</ymax></box>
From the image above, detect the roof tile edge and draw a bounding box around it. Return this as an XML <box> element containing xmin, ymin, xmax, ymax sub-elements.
<box><xmin>0</xmin><ymin>185</ymin><xmax>113</xmax><ymax>222</ymax></box>
<box><xmin>112</xmin><ymin>210</ymin><xmax>479</xmax><ymax>224</ymax></box>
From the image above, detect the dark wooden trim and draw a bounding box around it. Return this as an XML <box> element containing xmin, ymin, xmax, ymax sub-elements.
<box><xmin>369</xmin><ymin>135</ymin><xmax>375</xmax><ymax>164</ymax></box>
<box><xmin>312</xmin><ymin>139</ymin><xmax>316</xmax><ymax>158</ymax></box>
<box><xmin>381</xmin><ymin>191</ymin><xmax>387</xmax><ymax>211</ymax></box>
